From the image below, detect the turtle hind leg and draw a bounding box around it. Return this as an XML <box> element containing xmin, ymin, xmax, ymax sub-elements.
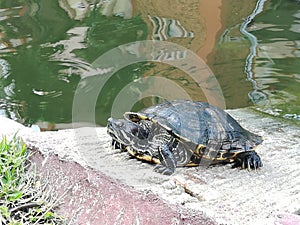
<box><xmin>154</xmin><ymin>144</ymin><xmax>176</xmax><ymax>175</ymax></box>
<box><xmin>232</xmin><ymin>151</ymin><xmax>263</xmax><ymax>170</ymax></box>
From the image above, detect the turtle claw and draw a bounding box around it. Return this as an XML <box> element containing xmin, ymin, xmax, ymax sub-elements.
<box><xmin>233</xmin><ymin>151</ymin><xmax>263</xmax><ymax>170</ymax></box>
<box><xmin>154</xmin><ymin>165</ymin><xmax>175</xmax><ymax>175</ymax></box>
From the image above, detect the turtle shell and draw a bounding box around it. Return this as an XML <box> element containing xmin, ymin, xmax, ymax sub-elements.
<box><xmin>125</xmin><ymin>100</ymin><xmax>263</xmax><ymax>163</ymax></box>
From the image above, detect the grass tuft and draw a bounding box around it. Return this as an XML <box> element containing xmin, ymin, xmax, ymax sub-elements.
<box><xmin>0</xmin><ymin>135</ymin><xmax>66</xmax><ymax>224</ymax></box>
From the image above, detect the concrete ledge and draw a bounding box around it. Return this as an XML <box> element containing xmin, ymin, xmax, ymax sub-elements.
<box><xmin>0</xmin><ymin>116</ymin><xmax>31</xmax><ymax>139</ymax></box>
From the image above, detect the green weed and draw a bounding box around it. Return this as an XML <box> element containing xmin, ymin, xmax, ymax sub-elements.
<box><xmin>0</xmin><ymin>135</ymin><xmax>66</xmax><ymax>225</ymax></box>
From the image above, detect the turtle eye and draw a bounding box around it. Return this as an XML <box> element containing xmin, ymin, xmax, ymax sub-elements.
<box><xmin>131</xmin><ymin>126</ymin><xmax>148</xmax><ymax>139</ymax></box>
<box><xmin>130</xmin><ymin>126</ymin><xmax>139</xmax><ymax>135</ymax></box>
<box><xmin>129</xmin><ymin>124</ymin><xmax>149</xmax><ymax>139</ymax></box>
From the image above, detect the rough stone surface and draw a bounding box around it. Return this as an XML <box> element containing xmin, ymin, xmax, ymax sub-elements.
<box><xmin>1</xmin><ymin>108</ymin><xmax>300</xmax><ymax>225</ymax></box>
<box><xmin>0</xmin><ymin>116</ymin><xmax>31</xmax><ymax>138</ymax></box>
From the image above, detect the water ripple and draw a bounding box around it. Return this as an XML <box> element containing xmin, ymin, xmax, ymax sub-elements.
<box><xmin>148</xmin><ymin>15</ymin><xmax>194</xmax><ymax>41</ymax></box>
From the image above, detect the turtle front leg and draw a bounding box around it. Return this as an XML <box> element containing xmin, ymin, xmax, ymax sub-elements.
<box><xmin>154</xmin><ymin>144</ymin><xmax>176</xmax><ymax>175</ymax></box>
<box><xmin>232</xmin><ymin>151</ymin><xmax>263</xmax><ymax>170</ymax></box>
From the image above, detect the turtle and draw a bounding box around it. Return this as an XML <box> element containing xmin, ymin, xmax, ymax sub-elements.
<box><xmin>107</xmin><ymin>100</ymin><xmax>263</xmax><ymax>175</ymax></box>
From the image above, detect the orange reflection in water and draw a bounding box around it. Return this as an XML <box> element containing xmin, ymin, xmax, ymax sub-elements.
<box><xmin>197</xmin><ymin>0</ymin><xmax>222</xmax><ymax>62</ymax></box>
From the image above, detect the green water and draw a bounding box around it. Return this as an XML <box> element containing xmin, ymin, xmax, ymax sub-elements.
<box><xmin>0</xmin><ymin>0</ymin><xmax>299</xmax><ymax>128</ymax></box>
<box><xmin>247</xmin><ymin>0</ymin><xmax>300</xmax><ymax>120</ymax></box>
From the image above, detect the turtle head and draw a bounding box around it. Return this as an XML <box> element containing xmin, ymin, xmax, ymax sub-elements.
<box><xmin>107</xmin><ymin>117</ymin><xmax>150</xmax><ymax>147</ymax></box>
